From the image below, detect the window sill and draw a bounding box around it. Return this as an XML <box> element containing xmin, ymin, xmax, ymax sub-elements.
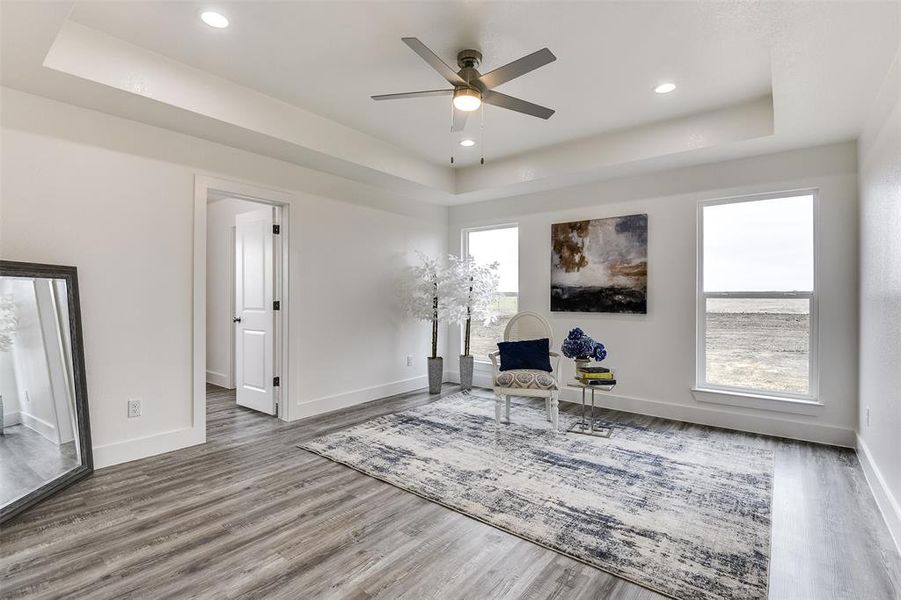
<box><xmin>691</xmin><ymin>387</ymin><xmax>823</xmax><ymax>416</ymax></box>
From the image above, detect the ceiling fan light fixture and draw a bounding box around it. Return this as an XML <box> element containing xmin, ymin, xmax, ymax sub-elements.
<box><xmin>654</xmin><ymin>82</ymin><xmax>676</xmax><ymax>94</ymax></box>
<box><xmin>453</xmin><ymin>88</ymin><xmax>482</xmax><ymax>112</ymax></box>
<box><xmin>200</xmin><ymin>11</ymin><xmax>229</xmax><ymax>28</ymax></box>
<box><xmin>459</xmin><ymin>139</ymin><xmax>476</xmax><ymax>147</ymax></box>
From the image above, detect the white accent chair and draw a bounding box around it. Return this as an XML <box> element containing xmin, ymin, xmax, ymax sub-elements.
<box><xmin>489</xmin><ymin>311</ymin><xmax>560</xmax><ymax>430</ymax></box>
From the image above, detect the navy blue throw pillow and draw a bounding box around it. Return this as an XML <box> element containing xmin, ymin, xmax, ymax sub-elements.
<box><xmin>497</xmin><ymin>338</ymin><xmax>553</xmax><ymax>372</ymax></box>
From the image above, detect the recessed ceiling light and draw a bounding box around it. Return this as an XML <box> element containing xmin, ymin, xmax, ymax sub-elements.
<box><xmin>200</xmin><ymin>11</ymin><xmax>229</xmax><ymax>28</ymax></box>
<box><xmin>654</xmin><ymin>82</ymin><xmax>676</xmax><ymax>94</ymax></box>
<box><xmin>459</xmin><ymin>139</ymin><xmax>476</xmax><ymax>147</ymax></box>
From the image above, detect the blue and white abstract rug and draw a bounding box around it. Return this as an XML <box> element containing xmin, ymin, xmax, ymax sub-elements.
<box><xmin>299</xmin><ymin>392</ymin><xmax>772</xmax><ymax>600</ymax></box>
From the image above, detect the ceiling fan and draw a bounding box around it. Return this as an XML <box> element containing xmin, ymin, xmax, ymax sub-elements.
<box><xmin>372</xmin><ymin>38</ymin><xmax>556</xmax><ymax>132</ymax></box>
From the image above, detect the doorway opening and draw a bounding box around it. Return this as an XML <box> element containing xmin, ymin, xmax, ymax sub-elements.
<box><xmin>197</xmin><ymin>177</ymin><xmax>291</xmax><ymax>431</ymax></box>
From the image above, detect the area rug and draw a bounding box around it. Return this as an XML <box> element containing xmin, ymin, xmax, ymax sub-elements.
<box><xmin>299</xmin><ymin>393</ymin><xmax>772</xmax><ymax>600</ymax></box>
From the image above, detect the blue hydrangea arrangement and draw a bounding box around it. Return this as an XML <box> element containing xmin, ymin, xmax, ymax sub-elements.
<box><xmin>561</xmin><ymin>327</ymin><xmax>607</xmax><ymax>361</ymax></box>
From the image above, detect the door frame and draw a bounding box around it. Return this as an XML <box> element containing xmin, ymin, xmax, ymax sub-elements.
<box><xmin>194</xmin><ymin>175</ymin><xmax>292</xmax><ymax>430</ymax></box>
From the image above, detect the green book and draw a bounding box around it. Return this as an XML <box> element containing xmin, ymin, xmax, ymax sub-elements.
<box><xmin>578</xmin><ymin>371</ymin><xmax>614</xmax><ymax>380</ymax></box>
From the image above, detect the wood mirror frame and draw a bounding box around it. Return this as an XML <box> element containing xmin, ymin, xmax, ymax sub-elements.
<box><xmin>0</xmin><ymin>261</ymin><xmax>93</xmax><ymax>524</ymax></box>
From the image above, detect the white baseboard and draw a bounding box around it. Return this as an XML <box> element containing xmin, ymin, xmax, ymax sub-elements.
<box><xmin>206</xmin><ymin>370</ymin><xmax>232</xmax><ymax>388</ymax></box>
<box><xmin>445</xmin><ymin>370</ymin><xmax>855</xmax><ymax>447</ymax></box>
<box><xmin>445</xmin><ymin>370</ymin><xmax>493</xmax><ymax>388</ymax></box>
<box><xmin>2</xmin><ymin>411</ymin><xmax>22</xmax><ymax>427</ymax></box>
<box><xmin>293</xmin><ymin>375</ymin><xmax>430</xmax><ymax>420</ymax></box>
<box><xmin>94</xmin><ymin>375</ymin><xmax>426</xmax><ymax>467</ymax></box>
<box><xmin>20</xmin><ymin>411</ymin><xmax>59</xmax><ymax>444</ymax></box>
<box><xmin>558</xmin><ymin>388</ymin><xmax>856</xmax><ymax>447</ymax></box>
<box><xmin>856</xmin><ymin>434</ymin><xmax>901</xmax><ymax>553</ymax></box>
<box><xmin>93</xmin><ymin>426</ymin><xmax>205</xmax><ymax>469</ymax></box>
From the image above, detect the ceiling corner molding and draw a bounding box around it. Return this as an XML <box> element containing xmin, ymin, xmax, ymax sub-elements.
<box><xmin>453</xmin><ymin>95</ymin><xmax>775</xmax><ymax>201</ymax></box>
<box><xmin>42</xmin><ymin>20</ymin><xmax>455</xmax><ymax>199</ymax></box>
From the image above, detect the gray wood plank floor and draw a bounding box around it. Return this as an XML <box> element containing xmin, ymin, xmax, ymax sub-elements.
<box><xmin>1</xmin><ymin>385</ymin><xmax>899</xmax><ymax>599</ymax></box>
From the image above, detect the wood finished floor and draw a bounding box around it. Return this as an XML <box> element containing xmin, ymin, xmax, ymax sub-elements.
<box><xmin>1</xmin><ymin>385</ymin><xmax>899</xmax><ymax>600</ymax></box>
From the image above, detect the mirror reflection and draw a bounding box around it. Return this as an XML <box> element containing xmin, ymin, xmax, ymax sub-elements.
<box><xmin>1</xmin><ymin>276</ymin><xmax>82</xmax><ymax>508</ymax></box>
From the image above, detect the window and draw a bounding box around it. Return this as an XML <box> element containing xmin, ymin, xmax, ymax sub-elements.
<box><xmin>463</xmin><ymin>225</ymin><xmax>518</xmax><ymax>361</ymax></box>
<box><xmin>697</xmin><ymin>192</ymin><xmax>816</xmax><ymax>399</ymax></box>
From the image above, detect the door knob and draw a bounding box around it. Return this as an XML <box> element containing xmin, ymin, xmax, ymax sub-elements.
<box><xmin>233</xmin><ymin>316</ymin><xmax>242</xmax><ymax>323</ymax></box>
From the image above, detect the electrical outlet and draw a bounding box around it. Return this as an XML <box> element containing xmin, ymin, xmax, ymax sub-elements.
<box><xmin>127</xmin><ymin>399</ymin><xmax>142</xmax><ymax>419</ymax></box>
<box><xmin>406</xmin><ymin>355</ymin><xmax>414</xmax><ymax>367</ymax></box>
<box><xmin>866</xmin><ymin>406</ymin><xmax>870</xmax><ymax>427</ymax></box>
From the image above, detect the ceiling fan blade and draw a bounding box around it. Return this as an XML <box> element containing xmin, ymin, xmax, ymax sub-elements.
<box><xmin>476</xmin><ymin>48</ymin><xmax>556</xmax><ymax>89</ymax></box>
<box><xmin>483</xmin><ymin>90</ymin><xmax>555</xmax><ymax>119</ymax></box>
<box><xmin>402</xmin><ymin>37</ymin><xmax>467</xmax><ymax>87</ymax></box>
<box><xmin>372</xmin><ymin>89</ymin><xmax>454</xmax><ymax>101</ymax></box>
<box><xmin>451</xmin><ymin>108</ymin><xmax>469</xmax><ymax>132</ymax></box>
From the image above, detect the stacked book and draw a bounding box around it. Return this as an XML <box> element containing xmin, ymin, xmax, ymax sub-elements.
<box><xmin>576</xmin><ymin>365</ymin><xmax>616</xmax><ymax>386</ymax></box>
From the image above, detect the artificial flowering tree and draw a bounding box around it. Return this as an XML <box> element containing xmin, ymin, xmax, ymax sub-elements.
<box><xmin>400</xmin><ymin>253</ymin><xmax>452</xmax><ymax>394</ymax></box>
<box><xmin>447</xmin><ymin>255</ymin><xmax>500</xmax><ymax>390</ymax></box>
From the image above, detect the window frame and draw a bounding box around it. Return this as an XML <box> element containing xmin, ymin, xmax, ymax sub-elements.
<box><xmin>695</xmin><ymin>189</ymin><xmax>820</xmax><ymax>404</ymax></box>
<box><xmin>461</xmin><ymin>223</ymin><xmax>519</xmax><ymax>365</ymax></box>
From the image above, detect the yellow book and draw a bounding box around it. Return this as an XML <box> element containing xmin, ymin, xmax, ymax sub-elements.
<box><xmin>578</xmin><ymin>371</ymin><xmax>614</xmax><ymax>380</ymax></box>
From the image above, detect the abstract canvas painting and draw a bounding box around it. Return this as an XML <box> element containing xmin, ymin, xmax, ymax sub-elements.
<box><xmin>551</xmin><ymin>214</ymin><xmax>648</xmax><ymax>313</ymax></box>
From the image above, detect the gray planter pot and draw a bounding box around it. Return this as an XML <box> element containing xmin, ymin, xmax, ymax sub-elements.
<box><xmin>427</xmin><ymin>357</ymin><xmax>443</xmax><ymax>394</ymax></box>
<box><xmin>459</xmin><ymin>355</ymin><xmax>474</xmax><ymax>391</ymax></box>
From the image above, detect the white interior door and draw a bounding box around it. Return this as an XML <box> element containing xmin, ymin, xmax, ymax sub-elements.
<box><xmin>234</xmin><ymin>207</ymin><xmax>277</xmax><ymax>415</ymax></box>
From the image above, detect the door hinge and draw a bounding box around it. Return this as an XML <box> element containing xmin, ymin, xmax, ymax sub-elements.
<box><xmin>273</xmin><ymin>376</ymin><xmax>280</xmax><ymax>387</ymax></box>
<box><xmin>272</xmin><ymin>224</ymin><xmax>280</xmax><ymax>234</ymax></box>
<box><xmin>274</xmin><ymin>402</ymin><xmax>279</xmax><ymax>414</ymax></box>
<box><xmin>273</xmin><ymin>300</ymin><xmax>280</xmax><ymax>311</ymax></box>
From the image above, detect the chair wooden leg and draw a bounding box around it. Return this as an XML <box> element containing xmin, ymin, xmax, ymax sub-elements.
<box><xmin>505</xmin><ymin>395</ymin><xmax>511</xmax><ymax>422</ymax></box>
<box><xmin>494</xmin><ymin>394</ymin><xmax>503</xmax><ymax>425</ymax></box>
<box><xmin>550</xmin><ymin>393</ymin><xmax>560</xmax><ymax>431</ymax></box>
<box><xmin>545</xmin><ymin>397</ymin><xmax>551</xmax><ymax>421</ymax></box>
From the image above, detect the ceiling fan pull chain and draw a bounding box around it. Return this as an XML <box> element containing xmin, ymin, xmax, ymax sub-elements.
<box><xmin>450</xmin><ymin>101</ymin><xmax>456</xmax><ymax>165</ymax></box>
<box><xmin>480</xmin><ymin>103</ymin><xmax>486</xmax><ymax>165</ymax></box>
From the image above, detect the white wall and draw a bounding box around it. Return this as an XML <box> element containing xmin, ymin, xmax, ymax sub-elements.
<box><xmin>1</xmin><ymin>87</ymin><xmax>447</xmax><ymax>468</ymax></box>
<box><xmin>291</xmin><ymin>192</ymin><xmax>447</xmax><ymax>418</ymax></box>
<box><xmin>857</xmin><ymin>50</ymin><xmax>901</xmax><ymax>549</ymax></box>
<box><xmin>449</xmin><ymin>142</ymin><xmax>859</xmax><ymax>447</ymax></box>
<box><xmin>206</xmin><ymin>197</ymin><xmax>264</xmax><ymax>388</ymax></box>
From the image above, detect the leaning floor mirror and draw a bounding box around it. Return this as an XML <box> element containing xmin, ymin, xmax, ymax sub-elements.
<box><xmin>0</xmin><ymin>261</ymin><xmax>93</xmax><ymax>524</ymax></box>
